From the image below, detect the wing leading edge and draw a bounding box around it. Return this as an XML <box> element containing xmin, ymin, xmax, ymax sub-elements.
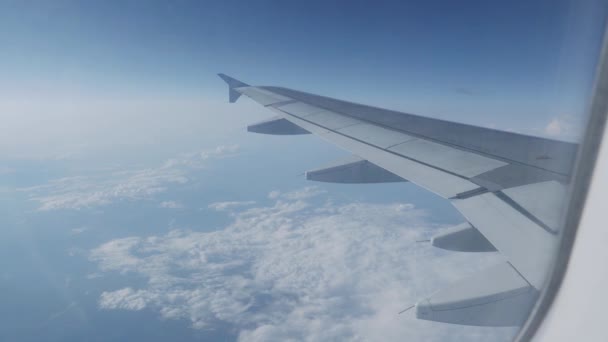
<box><xmin>218</xmin><ymin>73</ymin><xmax>576</xmax><ymax>327</ymax></box>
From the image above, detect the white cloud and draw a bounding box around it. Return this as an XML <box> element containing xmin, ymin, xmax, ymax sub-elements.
<box><xmin>21</xmin><ymin>145</ymin><xmax>239</xmax><ymax>211</ymax></box>
<box><xmin>100</xmin><ymin>288</ymin><xmax>148</xmax><ymax>311</ymax></box>
<box><xmin>545</xmin><ymin>118</ymin><xmax>562</xmax><ymax>136</ymax></box>
<box><xmin>203</xmin><ymin>144</ymin><xmax>240</xmax><ymax>158</ymax></box>
<box><xmin>208</xmin><ymin>201</ymin><xmax>256</xmax><ymax>211</ymax></box>
<box><xmin>159</xmin><ymin>201</ymin><xmax>184</xmax><ymax>209</ymax></box>
<box><xmin>90</xmin><ymin>189</ymin><xmax>515</xmax><ymax>341</ymax></box>
<box><xmin>267</xmin><ymin>190</ymin><xmax>281</xmax><ymax>199</ymax></box>
<box><xmin>280</xmin><ymin>186</ymin><xmax>326</xmax><ymax>200</ymax></box>
<box><xmin>543</xmin><ymin>115</ymin><xmax>581</xmax><ymax>140</ymax></box>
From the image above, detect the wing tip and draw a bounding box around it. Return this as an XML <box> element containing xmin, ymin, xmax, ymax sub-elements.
<box><xmin>218</xmin><ymin>73</ymin><xmax>249</xmax><ymax>103</ymax></box>
<box><xmin>217</xmin><ymin>73</ymin><xmax>249</xmax><ymax>88</ymax></box>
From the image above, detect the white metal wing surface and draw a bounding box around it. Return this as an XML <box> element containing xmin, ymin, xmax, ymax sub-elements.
<box><xmin>219</xmin><ymin>73</ymin><xmax>576</xmax><ymax>327</ymax></box>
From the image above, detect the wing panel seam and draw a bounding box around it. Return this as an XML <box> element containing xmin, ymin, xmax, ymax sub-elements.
<box><xmin>267</xmin><ymin>89</ymin><xmax>569</xmax><ymax>177</ymax></box>
<box><xmin>274</xmin><ymin>107</ymin><xmax>470</xmax><ymax>181</ymax></box>
<box><xmin>494</xmin><ymin>191</ymin><xmax>558</xmax><ymax>235</ymax></box>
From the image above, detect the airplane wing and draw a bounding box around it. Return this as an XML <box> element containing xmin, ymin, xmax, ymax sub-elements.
<box><xmin>218</xmin><ymin>73</ymin><xmax>577</xmax><ymax>327</ymax></box>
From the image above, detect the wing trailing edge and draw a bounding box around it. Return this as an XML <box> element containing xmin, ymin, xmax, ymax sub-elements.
<box><xmin>416</xmin><ymin>262</ymin><xmax>537</xmax><ymax>326</ymax></box>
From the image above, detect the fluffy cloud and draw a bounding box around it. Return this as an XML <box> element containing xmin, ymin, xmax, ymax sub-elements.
<box><xmin>543</xmin><ymin>115</ymin><xmax>581</xmax><ymax>139</ymax></box>
<box><xmin>208</xmin><ymin>201</ymin><xmax>256</xmax><ymax>211</ymax></box>
<box><xmin>21</xmin><ymin>145</ymin><xmax>239</xmax><ymax>211</ymax></box>
<box><xmin>280</xmin><ymin>186</ymin><xmax>326</xmax><ymax>200</ymax></box>
<box><xmin>267</xmin><ymin>190</ymin><xmax>281</xmax><ymax>199</ymax></box>
<box><xmin>159</xmin><ymin>201</ymin><xmax>184</xmax><ymax>209</ymax></box>
<box><xmin>99</xmin><ymin>288</ymin><xmax>148</xmax><ymax>311</ymax></box>
<box><xmin>90</xmin><ymin>189</ymin><xmax>515</xmax><ymax>341</ymax></box>
<box><xmin>266</xmin><ymin>187</ymin><xmax>326</xmax><ymax>201</ymax></box>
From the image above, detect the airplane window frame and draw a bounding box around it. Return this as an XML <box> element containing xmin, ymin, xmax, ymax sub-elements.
<box><xmin>516</xmin><ymin>26</ymin><xmax>608</xmax><ymax>342</ymax></box>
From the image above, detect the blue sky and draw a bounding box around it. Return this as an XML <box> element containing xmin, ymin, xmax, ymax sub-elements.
<box><xmin>0</xmin><ymin>0</ymin><xmax>606</xmax><ymax>160</ymax></box>
<box><xmin>0</xmin><ymin>1</ymin><xmax>607</xmax><ymax>341</ymax></box>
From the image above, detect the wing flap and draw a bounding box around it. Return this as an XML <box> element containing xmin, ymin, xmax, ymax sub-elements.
<box><xmin>388</xmin><ymin>139</ymin><xmax>508</xmax><ymax>177</ymax></box>
<box><xmin>322</xmin><ymin>129</ymin><xmax>480</xmax><ymax>197</ymax></box>
<box><xmin>452</xmin><ymin>192</ymin><xmax>558</xmax><ymax>288</ymax></box>
<box><xmin>274</xmin><ymin>101</ymin><xmax>325</xmax><ymax>116</ymax></box>
<box><xmin>305</xmin><ymin>124</ymin><xmax>476</xmax><ymax>196</ymax></box>
<box><xmin>337</xmin><ymin>123</ymin><xmax>416</xmax><ymax>148</ymax></box>
<box><xmin>304</xmin><ymin>110</ymin><xmax>361</xmax><ymax>130</ymax></box>
<box><xmin>416</xmin><ymin>262</ymin><xmax>537</xmax><ymax>326</ymax></box>
<box><xmin>239</xmin><ymin>87</ymin><xmax>292</xmax><ymax>106</ymax></box>
<box><xmin>501</xmin><ymin>180</ymin><xmax>568</xmax><ymax>232</ymax></box>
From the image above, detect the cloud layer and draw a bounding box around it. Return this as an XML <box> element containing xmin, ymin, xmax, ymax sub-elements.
<box><xmin>90</xmin><ymin>188</ymin><xmax>515</xmax><ymax>341</ymax></box>
<box><xmin>159</xmin><ymin>201</ymin><xmax>184</xmax><ymax>209</ymax></box>
<box><xmin>208</xmin><ymin>201</ymin><xmax>256</xmax><ymax>212</ymax></box>
<box><xmin>21</xmin><ymin>145</ymin><xmax>239</xmax><ymax>211</ymax></box>
<box><xmin>543</xmin><ymin>115</ymin><xmax>582</xmax><ymax>140</ymax></box>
